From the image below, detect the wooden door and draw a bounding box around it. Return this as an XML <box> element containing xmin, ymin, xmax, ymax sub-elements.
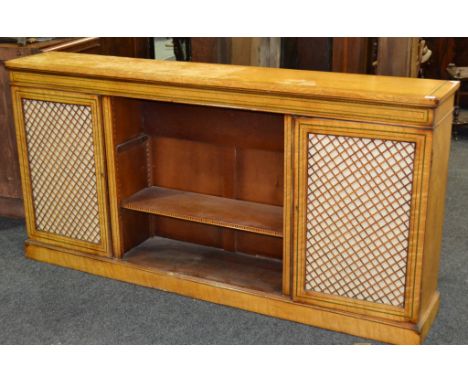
<box><xmin>11</xmin><ymin>88</ymin><xmax>111</xmax><ymax>257</ymax></box>
<box><xmin>290</xmin><ymin>117</ymin><xmax>432</xmax><ymax>321</ymax></box>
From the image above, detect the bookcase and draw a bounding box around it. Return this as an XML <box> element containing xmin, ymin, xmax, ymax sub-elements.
<box><xmin>6</xmin><ymin>52</ymin><xmax>458</xmax><ymax>344</ymax></box>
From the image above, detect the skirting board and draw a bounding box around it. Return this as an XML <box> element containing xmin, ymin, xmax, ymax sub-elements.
<box><xmin>25</xmin><ymin>241</ymin><xmax>440</xmax><ymax>344</ymax></box>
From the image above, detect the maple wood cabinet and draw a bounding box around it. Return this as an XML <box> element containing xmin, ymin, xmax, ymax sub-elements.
<box><xmin>6</xmin><ymin>52</ymin><xmax>458</xmax><ymax>344</ymax></box>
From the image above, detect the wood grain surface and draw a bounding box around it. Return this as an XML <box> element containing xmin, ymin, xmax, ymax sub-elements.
<box><xmin>6</xmin><ymin>52</ymin><xmax>458</xmax><ymax>107</ymax></box>
<box><xmin>122</xmin><ymin>186</ymin><xmax>283</xmax><ymax>237</ymax></box>
<box><xmin>9</xmin><ymin>52</ymin><xmax>457</xmax><ymax>344</ymax></box>
<box><xmin>124</xmin><ymin>236</ymin><xmax>283</xmax><ymax>294</ymax></box>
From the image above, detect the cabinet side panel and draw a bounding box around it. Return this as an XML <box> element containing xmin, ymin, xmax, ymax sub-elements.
<box><xmin>103</xmin><ymin>96</ymin><xmax>150</xmax><ymax>257</ymax></box>
<box><xmin>283</xmin><ymin>115</ymin><xmax>294</xmax><ymax>295</ymax></box>
<box><xmin>419</xmin><ymin>98</ymin><xmax>454</xmax><ymax>317</ymax></box>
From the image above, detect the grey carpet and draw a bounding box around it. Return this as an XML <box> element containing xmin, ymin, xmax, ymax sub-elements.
<box><xmin>1</xmin><ymin>138</ymin><xmax>467</xmax><ymax>344</ymax></box>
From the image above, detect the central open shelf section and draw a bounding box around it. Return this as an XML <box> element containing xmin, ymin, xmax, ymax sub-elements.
<box><xmin>110</xmin><ymin>97</ymin><xmax>286</xmax><ymax>296</ymax></box>
<box><xmin>122</xmin><ymin>186</ymin><xmax>283</xmax><ymax>237</ymax></box>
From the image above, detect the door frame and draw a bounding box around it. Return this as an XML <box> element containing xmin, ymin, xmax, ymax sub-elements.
<box><xmin>290</xmin><ymin>117</ymin><xmax>432</xmax><ymax>322</ymax></box>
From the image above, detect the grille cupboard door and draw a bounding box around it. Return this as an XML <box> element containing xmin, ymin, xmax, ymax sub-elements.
<box><xmin>293</xmin><ymin>118</ymin><xmax>431</xmax><ymax>321</ymax></box>
<box><xmin>13</xmin><ymin>88</ymin><xmax>110</xmax><ymax>256</ymax></box>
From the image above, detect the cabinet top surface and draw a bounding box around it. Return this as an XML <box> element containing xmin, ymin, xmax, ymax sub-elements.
<box><xmin>6</xmin><ymin>52</ymin><xmax>459</xmax><ymax>107</ymax></box>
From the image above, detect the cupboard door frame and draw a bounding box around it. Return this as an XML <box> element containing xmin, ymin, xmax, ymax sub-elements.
<box><xmin>11</xmin><ymin>87</ymin><xmax>111</xmax><ymax>256</ymax></box>
<box><xmin>291</xmin><ymin>117</ymin><xmax>432</xmax><ymax>322</ymax></box>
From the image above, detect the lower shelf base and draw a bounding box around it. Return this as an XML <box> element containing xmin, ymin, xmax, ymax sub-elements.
<box><xmin>24</xmin><ymin>240</ymin><xmax>440</xmax><ymax>345</ymax></box>
<box><xmin>124</xmin><ymin>236</ymin><xmax>282</xmax><ymax>295</ymax></box>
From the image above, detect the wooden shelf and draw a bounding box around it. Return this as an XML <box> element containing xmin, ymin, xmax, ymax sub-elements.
<box><xmin>122</xmin><ymin>186</ymin><xmax>283</xmax><ymax>237</ymax></box>
<box><xmin>124</xmin><ymin>236</ymin><xmax>282</xmax><ymax>294</ymax></box>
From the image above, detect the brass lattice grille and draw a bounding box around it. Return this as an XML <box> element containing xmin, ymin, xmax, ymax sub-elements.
<box><xmin>304</xmin><ymin>133</ymin><xmax>416</xmax><ymax>307</ymax></box>
<box><xmin>22</xmin><ymin>99</ymin><xmax>101</xmax><ymax>244</ymax></box>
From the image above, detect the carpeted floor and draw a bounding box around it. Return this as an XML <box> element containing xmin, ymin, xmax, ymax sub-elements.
<box><xmin>1</xmin><ymin>138</ymin><xmax>467</xmax><ymax>345</ymax></box>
